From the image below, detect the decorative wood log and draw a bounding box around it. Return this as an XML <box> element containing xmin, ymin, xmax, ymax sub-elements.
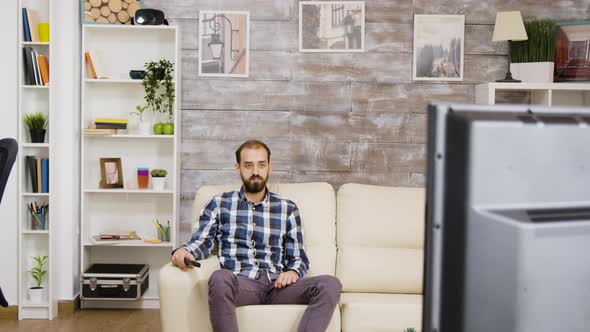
<box><xmin>84</xmin><ymin>2</ymin><xmax>91</xmax><ymax>11</ymax></box>
<box><xmin>89</xmin><ymin>0</ymin><xmax>101</xmax><ymax>8</ymax></box>
<box><xmin>100</xmin><ymin>6</ymin><xmax>111</xmax><ymax>17</ymax></box>
<box><xmin>84</xmin><ymin>13</ymin><xmax>95</xmax><ymax>22</ymax></box>
<box><xmin>108</xmin><ymin>0</ymin><xmax>122</xmax><ymax>13</ymax></box>
<box><xmin>96</xmin><ymin>16</ymin><xmax>109</xmax><ymax>23</ymax></box>
<box><xmin>90</xmin><ymin>7</ymin><xmax>101</xmax><ymax>19</ymax></box>
<box><xmin>102</xmin><ymin>0</ymin><xmax>109</xmax><ymax>3</ymax></box>
<box><xmin>122</xmin><ymin>2</ymin><xmax>128</xmax><ymax>9</ymax></box>
<box><xmin>117</xmin><ymin>10</ymin><xmax>129</xmax><ymax>23</ymax></box>
<box><xmin>127</xmin><ymin>2</ymin><xmax>140</xmax><ymax>17</ymax></box>
<box><xmin>108</xmin><ymin>13</ymin><xmax>117</xmax><ymax>23</ymax></box>
<box><xmin>124</xmin><ymin>0</ymin><xmax>134</xmax><ymax>3</ymax></box>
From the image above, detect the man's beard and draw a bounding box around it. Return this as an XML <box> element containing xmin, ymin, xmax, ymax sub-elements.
<box><xmin>241</xmin><ymin>174</ymin><xmax>268</xmax><ymax>193</ymax></box>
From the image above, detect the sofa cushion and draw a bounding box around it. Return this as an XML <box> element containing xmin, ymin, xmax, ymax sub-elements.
<box><xmin>237</xmin><ymin>305</ymin><xmax>340</xmax><ymax>332</ymax></box>
<box><xmin>193</xmin><ymin>182</ymin><xmax>337</xmax><ymax>276</ymax></box>
<box><xmin>339</xmin><ymin>293</ymin><xmax>422</xmax><ymax>332</ymax></box>
<box><xmin>336</xmin><ymin>183</ymin><xmax>425</xmax><ymax>293</ymax></box>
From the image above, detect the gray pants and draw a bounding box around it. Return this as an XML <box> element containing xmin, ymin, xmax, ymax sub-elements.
<box><xmin>208</xmin><ymin>269</ymin><xmax>342</xmax><ymax>332</ymax></box>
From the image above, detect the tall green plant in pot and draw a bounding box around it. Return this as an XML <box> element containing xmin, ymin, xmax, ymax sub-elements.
<box><xmin>138</xmin><ymin>59</ymin><xmax>175</xmax><ymax>135</ymax></box>
<box><xmin>28</xmin><ymin>255</ymin><xmax>48</xmax><ymax>304</ymax></box>
<box><xmin>24</xmin><ymin>112</ymin><xmax>48</xmax><ymax>143</ymax></box>
<box><xmin>510</xmin><ymin>19</ymin><xmax>556</xmax><ymax>82</ymax></box>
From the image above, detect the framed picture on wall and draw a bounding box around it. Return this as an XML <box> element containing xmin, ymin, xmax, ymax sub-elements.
<box><xmin>554</xmin><ymin>21</ymin><xmax>590</xmax><ymax>82</ymax></box>
<box><xmin>413</xmin><ymin>15</ymin><xmax>465</xmax><ymax>81</ymax></box>
<box><xmin>198</xmin><ymin>11</ymin><xmax>250</xmax><ymax>78</ymax></box>
<box><xmin>81</xmin><ymin>0</ymin><xmax>144</xmax><ymax>24</ymax></box>
<box><xmin>299</xmin><ymin>1</ymin><xmax>365</xmax><ymax>52</ymax></box>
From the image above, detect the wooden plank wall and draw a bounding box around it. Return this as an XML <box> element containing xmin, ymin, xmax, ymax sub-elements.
<box><xmin>144</xmin><ymin>0</ymin><xmax>590</xmax><ymax>239</ymax></box>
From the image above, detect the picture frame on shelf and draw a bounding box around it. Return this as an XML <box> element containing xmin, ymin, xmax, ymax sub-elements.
<box><xmin>198</xmin><ymin>10</ymin><xmax>250</xmax><ymax>78</ymax></box>
<box><xmin>554</xmin><ymin>21</ymin><xmax>590</xmax><ymax>82</ymax></box>
<box><xmin>99</xmin><ymin>158</ymin><xmax>123</xmax><ymax>188</ymax></box>
<box><xmin>81</xmin><ymin>0</ymin><xmax>144</xmax><ymax>25</ymax></box>
<box><xmin>299</xmin><ymin>1</ymin><xmax>365</xmax><ymax>52</ymax></box>
<box><xmin>413</xmin><ymin>14</ymin><xmax>465</xmax><ymax>81</ymax></box>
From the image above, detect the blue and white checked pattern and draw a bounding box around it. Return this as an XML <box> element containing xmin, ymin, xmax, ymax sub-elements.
<box><xmin>182</xmin><ymin>187</ymin><xmax>310</xmax><ymax>281</ymax></box>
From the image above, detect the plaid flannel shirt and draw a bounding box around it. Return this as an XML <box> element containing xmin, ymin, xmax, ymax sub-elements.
<box><xmin>182</xmin><ymin>187</ymin><xmax>310</xmax><ymax>281</ymax></box>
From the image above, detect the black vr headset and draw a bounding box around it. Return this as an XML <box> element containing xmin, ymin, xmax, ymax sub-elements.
<box><xmin>132</xmin><ymin>9</ymin><xmax>168</xmax><ymax>25</ymax></box>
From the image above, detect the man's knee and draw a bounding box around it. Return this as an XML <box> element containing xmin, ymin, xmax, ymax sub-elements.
<box><xmin>313</xmin><ymin>275</ymin><xmax>342</xmax><ymax>303</ymax></box>
<box><xmin>208</xmin><ymin>269</ymin><xmax>237</xmax><ymax>294</ymax></box>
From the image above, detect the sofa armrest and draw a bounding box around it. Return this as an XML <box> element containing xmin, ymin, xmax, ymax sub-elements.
<box><xmin>158</xmin><ymin>256</ymin><xmax>220</xmax><ymax>332</ymax></box>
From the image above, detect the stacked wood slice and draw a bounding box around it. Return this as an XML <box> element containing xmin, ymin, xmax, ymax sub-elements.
<box><xmin>83</xmin><ymin>0</ymin><xmax>142</xmax><ymax>24</ymax></box>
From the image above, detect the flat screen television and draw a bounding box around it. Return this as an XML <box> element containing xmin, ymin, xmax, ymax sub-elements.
<box><xmin>422</xmin><ymin>103</ymin><xmax>590</xmax><ymax>332</ymax></box>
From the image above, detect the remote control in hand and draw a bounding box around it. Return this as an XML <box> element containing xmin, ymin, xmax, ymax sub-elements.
<box><xmin>184</xmin><ymin>258</ymin><xmax>201</xmax><ymax>268</ymax></box>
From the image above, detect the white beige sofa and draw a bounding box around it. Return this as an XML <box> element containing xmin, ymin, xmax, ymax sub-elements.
<box><xmin>159</xmin><ymin>182</ymin><xmax>424</xmax><ymax>332</ymax></box>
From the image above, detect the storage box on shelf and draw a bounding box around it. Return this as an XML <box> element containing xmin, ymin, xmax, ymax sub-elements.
<box><xmin>17</xmin><ymin>0</ymin><xmax>56</xmax><ymax>320</ymax></box>
<box><xmin>80</xmin><ymin>24</ymin><xmax>180</xmax><ymax>309</ymax></box>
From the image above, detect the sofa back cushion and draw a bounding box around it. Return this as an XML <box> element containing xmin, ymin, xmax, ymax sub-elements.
<box><xmin>193</xmin><ymin>182</ymin><xmax>336</xmax><ymax>276</ymax></box>
<box><xmin>336</xmin><ymin>183</ymin><xmax>425</xmax><ymax>294</ymax></box>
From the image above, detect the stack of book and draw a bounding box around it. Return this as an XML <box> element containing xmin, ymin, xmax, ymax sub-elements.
<box><xmin>25</xmin><ymin>155</ymin><xmax>49</xmax><ymax>193</ymax></box>
<box><xmin>83</xmin><ymin>128</ymin><xmax>117</xmax><ymax>136</ymax></box>
<box><xmin>22</xmin><ymin>46</ymin><xmax>49</xmax><ymax>86</ymax></box>
<box><xmin>95</xmin><ymin>118</ymin><xmax>128</xmax><ymax>130</ymax></box>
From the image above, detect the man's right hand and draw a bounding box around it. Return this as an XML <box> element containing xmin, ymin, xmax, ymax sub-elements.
<box><xmin>171</xmin><ymin>247</ymin><xmax>195</xmax><ymax>270</ymax></box>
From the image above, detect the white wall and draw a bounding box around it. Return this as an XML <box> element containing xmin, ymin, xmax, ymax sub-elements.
<box><xmin>0</xmin><ymin>0</ymin><xmax>80</xmax><ymax>305</ymax></box>
<box><xmin>0</xmin><ymin>0</ymin><xmax>19</xmax><ymax>306</ymax></box>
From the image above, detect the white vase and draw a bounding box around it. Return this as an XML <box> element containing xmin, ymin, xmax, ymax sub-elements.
<box><xmin>28</xmin><ymin>287</ymin><xmax>44</xmax><ymax>304</ymax></box>
<box><xmin>152</xmin><ymin>177</ymin><xmax>166</xmax><ymax>191</ymax></box>
<box><xmin>135</xmin><ymin>122</ymin><xmax>152</xmax><ymax>135</ymax></box>
<box><xmin>510</xmin><ymin>62</ymin><xmax>554</xmax><ymax>83</ymax></box>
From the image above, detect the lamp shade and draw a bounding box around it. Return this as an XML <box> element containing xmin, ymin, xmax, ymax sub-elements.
<box><xmin>492</xmin><ymin>11</ymin><xmax>528</xmax><ymax>42</ymax></box>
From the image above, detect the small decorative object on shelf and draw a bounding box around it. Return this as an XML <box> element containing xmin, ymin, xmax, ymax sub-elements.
<box><xmin>130</xmin><ymin>105</ymin><xmax>150</xmax><ymax>135</ymax></box>
<box><xmin>510</xmin><ymin>19</ymin><xmax>556</xmax><ymax>83</ymax></box>
<box><xmin>28</xmin><ymin>201</ymin><xmax>48</xmax><ymax>230</ymax></box>
<box><xmin>492</xmin><ymin>11</ymin><xmax>528</xmax><ymax>82</ymax></box>
<box><xmin>150</xmin><ymin>168</ymin><xmax>167</xmax><ymax>190</ymax></box>
<box><xmin>28</xmin><ymin>255</ymin><xmax>48</xmax><ymax>304</ymax></box>
<box><xmin>152</xmin><ymin>219</ymin><xmax>170</xmax><ymax>242</ymax></box>
<box><xmin>141</xmin><ymin>59</ymin><xmax>175</xmax><ymax>135</ymax></box>
<box><xmin>129</xmin><ymin>70</ymin><xmax>145</xmax><ymax>80</ymax></box>
<box><xmin>24</xmin><ymin>112</ymin><xmax>47</xmax><ymax>143</ymax></box>
<box><xmin>99</xmin><ymin>158</ymin><xmax>124</xmax><ymax>189</ymax></box>
<box><xmin>137</xmin><ymin>167</ymin><xmax>149</xmax><ymax>189</ymax></box>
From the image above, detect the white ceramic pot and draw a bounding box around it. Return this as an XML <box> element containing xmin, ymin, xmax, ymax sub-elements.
<box><xmin>510</xmin><ymin>62</ymin><xmax>554</xmax><ymax>83</ymax></box>
<box><xmin>28</xmin><ymin>287</ymin><xmax>44</xmax><ymax>304</ymax></box>
<box><xmin>136</xmin><ymin>121</ymin><xmax>152</xmax><ymax>135</ymax></box>
<box><xmin>152</xmin><ymin>177</ymin><xmax>166</xmax><ymax>191</ymax></box>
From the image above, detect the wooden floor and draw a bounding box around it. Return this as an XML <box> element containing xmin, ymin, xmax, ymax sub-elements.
<box><xmin>0</xmin><ymin>309</ymin><xmax>161</xmax><ymax>332</ymax></box>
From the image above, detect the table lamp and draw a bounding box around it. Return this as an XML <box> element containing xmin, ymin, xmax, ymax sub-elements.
<box><xmin>492</xmin><ymin>11</ymin><xmax>528</xmax><ymax>82</ymax></box>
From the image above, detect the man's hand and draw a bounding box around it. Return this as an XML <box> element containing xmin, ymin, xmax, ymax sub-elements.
<box><xmin>274</xmin><ymin>270</ymin><xmax>299</xmax><ymax>288</ymax></box>
<box><xmin>171</xmin><ymin>248</ymin><xmax>195</xmax><ymax>271</ymax></box>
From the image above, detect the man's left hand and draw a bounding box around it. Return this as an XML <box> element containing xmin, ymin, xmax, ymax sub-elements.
<box><xmin>274</xmin><ymin>270</ymin><xmax>299</xmax><ymax>288</ymax></box>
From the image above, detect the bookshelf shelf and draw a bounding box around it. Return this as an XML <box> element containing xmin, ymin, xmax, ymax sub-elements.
<box><xmin>18</xmin><ymin>0</ymin><xmax>55</xmax><ymax>320</ymax></box>
<box><xmin>81</xmin><ymin>24</ymin><xmax>181</xmax><ymax>310</ymax></box>
<box><xmin>83</xmin><ymin>134</ymin><xmax>174</xmax><ymax>139</ymax></box>
<box><xmin>84</xmin><ymin>79</ymin><xmax>142</xmax><ymax>84</ymax></box>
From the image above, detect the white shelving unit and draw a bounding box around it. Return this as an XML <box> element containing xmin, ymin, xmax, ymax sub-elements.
<box><xmin>476</xmin><ymin>83</ymin><xmax>590</xmax><ymax>107</ymax></box>
<box><xmin>80</xmin><ymin>24</ymin><xmax>180</xmax><ymax>309</ymax></box>
<box><xmin>17</xmin><ymin>0</ymin><xmax>56</xmax><ymax>320</ymax></box>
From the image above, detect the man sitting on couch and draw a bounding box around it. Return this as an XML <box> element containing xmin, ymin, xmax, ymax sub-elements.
<box><xmin>171</xmin><ymin>139</ymin><xmax>342</xmax><ymax>332</ymax></box>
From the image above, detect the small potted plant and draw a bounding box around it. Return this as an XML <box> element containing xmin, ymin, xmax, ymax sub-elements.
<box><xmin>130</xmin><ymin>105</ymin><xmax>150</xmax><ymax>135</ymax></box>
<box><xmin>24</xmin><ymin>112</ymin><xmax>48</xmax><ymax>143</ymax></box>
<box><xmin>141</xmin><ymin>59</ymin><xmax>175</xmax><ymax>135</ymax></box>
<box><xmin>510</xmin><ymin>19</ymin><xmax>556</xmax><ymax>82</ymax></box>
<box><xmin>28</xmin><ymin>255</ymin><xmax>48</xmax><ymax>304</ymax></box>
<box><xmin>150</xmin><ymin>169</ymin><xmax>167</xmax><ymax>191</ymax></box>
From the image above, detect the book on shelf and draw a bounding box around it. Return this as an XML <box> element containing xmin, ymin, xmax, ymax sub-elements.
<box><xmin>93</xmin><ymin>231</ymin><xmax>140</xmax><ymax>241</ymax></box>
<box><xmin>22</xmin><ymin>8</ymin><xmax>31</xmax><ymax>42</ymax></box>
<box><xmin>26</xmin><ymin>156</ymin><xmax>49</xmax><ymax>193</ymax></box>
<box><xmin>26</xmin><ymin>8</ymin><xmax>40</xmax><ymax>42</ymax></box>
<box><xmin>83</xmin><ymin>128</ymin><xmax>118</xmax><ymax>135</ymax></box>
<box><xmin>22</xmin><ymin>47</ymin><xmax>49</xmax><ymax>86</ymax></box>
<box><xmin>84</xmin><ymin>52</ymin><xmax>97</xmax><ymax>79</ymax></box>
<box><xmin>38</xmin><ymin>54</ymin><xmax>49</xmax><ymax>85</ymax></box>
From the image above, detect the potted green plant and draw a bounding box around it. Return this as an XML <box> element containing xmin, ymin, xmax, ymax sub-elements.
<box><xmin>150</xmin><ymin>169</ymin><xmax>168</xmax><ymax>191</ymax></box>
<box><xmin>510</xmin><ymin>19</ymin><xmax>556</xmax><ymax>83</ymax></box>
<box><xmin>28</xmin><ymin>255</ymin><xmax>48</xmax><ymax>304</ymax></box>
<box><xmin>130</xmin><ymin>105</ymin><xmax>150</xmax><ymax>135</ymax></box>
<box><xmin>138</xmin><ymin>59</ymin><xmax>175</xmax><ymax>135</ymax></box>
<box><xmin>24</xmin><ymin>112</ymin><xmax>48</xmax><ymax>143</ymax></box>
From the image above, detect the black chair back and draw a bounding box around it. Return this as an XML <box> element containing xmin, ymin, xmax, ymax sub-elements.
<box><xmin>0</xmin><ymin>138</ymin><xmax>17</xmax><ymax>307</ymax></box>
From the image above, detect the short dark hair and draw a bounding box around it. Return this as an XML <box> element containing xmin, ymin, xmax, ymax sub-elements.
<box><xmin>235</xmin><ymin>139</ymin><xmax>271</xmax><ymax>164</ymax></box>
